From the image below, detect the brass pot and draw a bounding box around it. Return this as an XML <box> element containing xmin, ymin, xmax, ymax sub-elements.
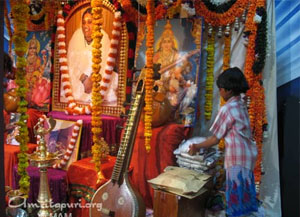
<box><xmin>4</xmin><ymin>88</ymin><xmax>20</xmax><ymax>113</ymax></box>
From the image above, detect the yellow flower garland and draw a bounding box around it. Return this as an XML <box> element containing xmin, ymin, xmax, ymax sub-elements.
<box><xmin>11</xmin><ymin>0</ymin><xmax>30</xmax><ymax>196</ymax></box>
<box><xmin>204</xmin><ymin>30</ymin><xmax>215</xmax><ymax>121</ymax></box>
<box><xmin>217</xmin><ymin>30</ymin><xmax>232</xmax><ymax>151</ymax></box>
<box><xmin>144</xmin><ymin>0</ymin><xmax>155</xmax><ymax>153</ymax></box>
<box><xmin>90</xmin><ymin>0</ymin><xmax>110</xmax><ymax>183</ymax></box>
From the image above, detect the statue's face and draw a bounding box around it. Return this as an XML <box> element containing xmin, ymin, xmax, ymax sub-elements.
<box><xmin>28</xmin><ymin>41</ymin><xmax>37</xmax><ymax>56</ymax></box>
<box><xmin>161</xmin><ymin>37</ymin><xmax>173</xmax><ymax>51</ymax></box>
<box><xmin>82</xmin><ymin>12</ymin><xmax>93</xmax><ymax>45</ymax></box>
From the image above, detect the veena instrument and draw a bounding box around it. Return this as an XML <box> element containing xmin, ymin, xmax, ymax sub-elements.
<box><xmin>90</xmin><ymin>73</ymin><xmax>147</xmax><ymax>217</ymax></box>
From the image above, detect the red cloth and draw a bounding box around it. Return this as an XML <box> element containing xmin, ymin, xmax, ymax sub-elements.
<box><xmin>4</xmin><ymin>143</ymin><xmax>37</xmax><ymax>187</ymax></box>
<box><xmin>129</xmin><ymin>121</ymin><xmax>191</xmax><ymax>208</ymax></box>
<box><xmin>26</xmin><ymin>108</ymin><xmax>44</xmax><ymax>143</ymax></box>
<box><xmin>67</xmin><ymin>156</ymin><xmax>116</xmax><ymax>217</ymax></box>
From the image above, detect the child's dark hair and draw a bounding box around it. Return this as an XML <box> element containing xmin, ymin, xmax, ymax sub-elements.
<box><xmin>216</xmin><ymin>67</ymin><xmax>249</xmax><ymax>95</ymax></box>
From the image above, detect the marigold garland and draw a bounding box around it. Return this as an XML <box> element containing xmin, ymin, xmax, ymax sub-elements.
<box><xmin>166</xmin><ymin>0</ymin><xmax>182</xmax><ymax>18</ymax></box>
<box><xmin>90</xmin><ymin>0</ymin><xmax>110</xmax><ymax>183</ymax></box>
<box><xmin>244</xmin><ymin>0</ymin><xmax>267</xmax><ymax>187</ymax></box>
<box><xmin>144</xmin><ymin>0</ymin><xmax>155</xmax><ymax>153</ymax></box>
<box><xmin>204</xmin><ymin>30</ymin><xmax>215</xmax><ymax>121</ymax></box>
<box><xmin>218</xmin><ymin>28</ymin><xmax>232</xmax><ymax>151</ymax></box>
<box><xmin>11</xmin><ymin>0</ymin><xmax>30</xmax><ymax>197</ymax></box>
<box><xmin>195</xmin><ymin>0</ymin><xmax>248</xmax><ymax>26</ymax></box>
<box><xmin>100</xmin><ymin>11</ymin><xmax>122</xmax><ymax>96</ymax></box>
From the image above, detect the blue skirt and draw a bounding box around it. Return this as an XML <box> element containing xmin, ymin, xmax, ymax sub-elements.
<box><xmin>225</xmin><ymin>166</ymin><xmax>258</xmax><ymax>217</ymax></box>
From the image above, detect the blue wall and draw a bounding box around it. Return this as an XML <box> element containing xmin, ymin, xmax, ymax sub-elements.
<box><xmin>275</xmin><ymin>1</ymin><xmax>300</xmax><ymax>217</ymax></box>
<box><xmin>275</xmin><ymin>0</ymin><xmax>300</xmax><ymax>87</ymax></box>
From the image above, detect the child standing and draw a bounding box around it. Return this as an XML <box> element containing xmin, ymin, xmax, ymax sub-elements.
<box><xmin>188</xmin><ymin>67</ymin><xmax>258</xmax><ymax>216</ymax></box>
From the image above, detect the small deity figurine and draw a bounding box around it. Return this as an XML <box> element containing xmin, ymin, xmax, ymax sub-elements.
<box><xmin>33</xmin><ymin>117</ymin><xmax>56</xmax><ymax>158</ymax></box>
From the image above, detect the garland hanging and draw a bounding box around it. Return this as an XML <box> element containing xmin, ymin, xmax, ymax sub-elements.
<box><xmin>195</xmin><ymin>0</ymin><xmax>248</xmax><ymax>26</ymax></box>
<box><xmin>218</xmin><ymin>27</ymin><xmax>232</xmax><ymax>151</ymax></box>
<box><xmin>202</xmin><ymin>0</ymin><xmax>237</xmax><ymax>13</ymax></box>
<box><xmin>243</xmin><ymin>0</ymin><xmax>267</xmax><ymax>187</ymax></box>
<box><xmin>11</xmin><ymin>0</ymin><xmax>30</xmax><ymax>197</ymax></box>
<box><xmin>204</xmin><ymin>30</ymin><xmax>215</xmax><ymax>121</ymax></box>
<box><xmin>100</xmin><ymin>12</ymin><xmax>122</xmax><ymax>96</ymax></box>
<box><xmin>252</xmin><ymin>7</ymin><xmax>267</xmax><ymax>75</ymax></box>
<box><xmin>90</xmin><ymin>0</ymin><xmax>110</xmax><ymax>183</ymax></box>
<box><xmin>144</xmin><ymin>0</ymin><xmax>155</xmax><ymax>152</ymax></box>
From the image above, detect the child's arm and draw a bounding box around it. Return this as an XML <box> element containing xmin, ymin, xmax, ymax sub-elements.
<box><xmin>188</xmin><ymin>135</ymin><xmax>219</xmax><ymax>155</ymax></box>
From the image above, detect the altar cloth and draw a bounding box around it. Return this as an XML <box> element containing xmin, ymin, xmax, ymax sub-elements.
<box><xmin>4</xmin><ymin>143</ymin><xmax>37</xmax><ymax>187</ymax></box>
<box><xmin>48</xmin><ymin>111</ymin><xmax>124</xmax><ymax>158</ymax></box>
<box><xmin>13</xmin><ymin>165</ymin><xmax>67</xmax><ymax>204</ymax></box>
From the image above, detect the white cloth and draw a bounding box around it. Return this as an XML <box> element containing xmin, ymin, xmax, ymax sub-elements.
<box><xmin>173</xmin><ymin>136</ymin><xmax>206</xmax><ymax>154</ymax></box>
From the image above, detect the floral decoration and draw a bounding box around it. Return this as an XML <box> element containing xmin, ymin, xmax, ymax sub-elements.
<box><xmin>90</xmin><ymin>0</ymin><xmax>110</xmax><ymax>183</ymax></box>
<box><xmin>218</xmin><ymin>27</ymin><xmax>232</xmax><ymax>151</ymax></box>
<box><xmin>11</xmin><ymin>0</ymin><xmax>30</xmax><ymax>196</ymax></box>
<box><xmin>144</xmin><ymin>0</ymin><xmax>155</xmax><ymax>152</ymax></box>
<box><xmin>243</xmin><ymin>0</ymin><xmax>267</xmax><ymax>186</ymax></box>
<box><xmin>252</xmin><ymin>7</ymin><xmax>267</xmax><ymax>75</ymax></box>
<box><xmin>204</xmin><ymin>30</ymin><xmax>215</xmax><ymax>121</ymax></box>
<box><xmin>195</xmin><ymin>0</ymin><xmax>248</xmax><ymax>26</ymax></box>
<box><xmin>100</xmin><ymin>11</ymin><xmax>122</xmax><ymax>96</ymax></box>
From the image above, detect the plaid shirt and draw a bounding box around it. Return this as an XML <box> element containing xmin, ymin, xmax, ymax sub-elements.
<box><xmin>210</xmin><ymin>96</ymin><xmax>257</xmax><ymax>170</ymax></box>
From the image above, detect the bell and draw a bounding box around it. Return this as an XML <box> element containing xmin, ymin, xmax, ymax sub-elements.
<box><xmin>234</xmin><ymin>17</ymin><xmax>239</xmax><ymax>31</ymax></box>
<box><xmin>217</xmin><ymin>26</ymin><xmax>223</xmax><ymax>38</ymax></box>
<box><xmin>242</xmin><ymin>9</ymin><xmax>247</xmax><ymax>23</ymax></box>
<box><xmin>4</xmin><ymin>88</ymin><xmax>20</xmax><ymax>113</ymax></box>
<box><xmin>225</xmin><ymin>24</ymin><xmax>231</xmax><ymax>37</ymax></box>
<box><xmin>207</xmin><ymin>23</ymin><xmax>213</xmax><ymax>37</ymax></box>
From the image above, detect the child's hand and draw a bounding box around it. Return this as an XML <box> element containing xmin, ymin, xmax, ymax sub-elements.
<box><xmin>188</xmin><ymin>144</ymin><xmax>197</xmax><ymax>155</ymax></box>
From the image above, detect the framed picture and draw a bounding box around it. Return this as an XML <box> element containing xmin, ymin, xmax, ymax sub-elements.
<box><xmin>136</xmin><ymin>18</ymin><xmax>203</xmax><ymax>127</ymax></box>
<box><xmin>45</xmin><ymin>119</ymin><xmax>82</xmax><ymax>170</ymax></box>
<box><xmin>52</xmin><ymin>0</ymin><xmax>128</xmax><ymax>116</ymax></box>
<box><xmin>12</xmin><ymin>31</ymin><xmax>52</xmax><ymax>112</ymax></box>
